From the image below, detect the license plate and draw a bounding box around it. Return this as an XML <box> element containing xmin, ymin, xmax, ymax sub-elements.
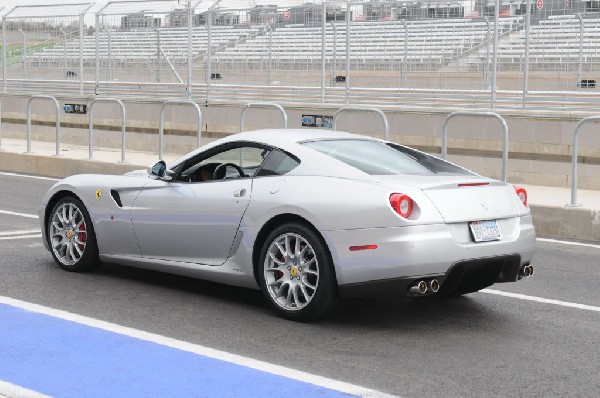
<box><xmin>469</xmin><ymin>220</ymin><xmax>501</xmax><ymax>242</ymax></box>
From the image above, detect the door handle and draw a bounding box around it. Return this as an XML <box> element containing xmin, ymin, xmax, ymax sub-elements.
<box><xmin>233</xmin><ymin>188</ymin><xmax>246</xmax><ymax>198</ymax></box>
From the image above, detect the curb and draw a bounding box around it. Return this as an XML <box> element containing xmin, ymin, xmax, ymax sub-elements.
<box><xmin>2</xmin><ymin>150</ymin><xmax>598</xmax><ymax>243</ymax></box>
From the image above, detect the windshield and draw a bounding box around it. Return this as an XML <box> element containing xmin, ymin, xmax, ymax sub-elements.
<box><xmin>303</xmin><ymin>139</ymin><xmax>473</xmax><ymax>176</ymax></box>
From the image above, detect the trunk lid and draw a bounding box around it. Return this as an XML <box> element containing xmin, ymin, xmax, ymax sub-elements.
<box><xmin>376</xmin><ymin>175</ymin><xmax>521</xmax><ymax>223</ymax></box>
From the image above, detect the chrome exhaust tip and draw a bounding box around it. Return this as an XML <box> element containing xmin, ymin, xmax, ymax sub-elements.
<box><xmin>524</xmin><ymin>265</ymin><xmax>532</xmax><ymax>277</ymax></box>
<box><xmin>430</xmin><ymin>279</ymin><xmax>440</xmax><ymax>293</ymax></box>
<box><xmin>520</xmin><ymin>265</ymin><xmax>533</xmax><ymax>278</ymax></box>
<box><xmin>409</xmin><ymin>280</ymin><xmax>428</xmax><ymax>295</ymax></box>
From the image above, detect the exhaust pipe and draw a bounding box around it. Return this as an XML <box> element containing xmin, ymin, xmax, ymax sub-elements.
<box><xmin>430</xmin><ymin>279</ymin><xmax>440</xmax><ymax>293</ymax></box>
<box><xmin>409</xmin><ymin>280</ymin><xmax>428</xmax><ymax>295</ymax></box>
<box><xmin>520</xmin><ymin>265</ymin><xmax>533</xmax><ymax>278</ymax></box>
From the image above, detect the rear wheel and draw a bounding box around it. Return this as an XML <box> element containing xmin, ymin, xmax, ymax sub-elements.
<box><xmin>258</xmin><ymin>222</ymin><xmax>339</xmax><ymax>321</ymax></box>
<box><xmin>48</xmin><ymin>196</ymin><xmax>99</xmax><ymax>272</ymax></box>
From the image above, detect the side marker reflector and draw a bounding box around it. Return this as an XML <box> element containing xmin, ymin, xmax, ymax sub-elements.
<box><xmin>349</xmin><ymin>245</ymin><xmax>378</xmax><ymax>251</ymax></box>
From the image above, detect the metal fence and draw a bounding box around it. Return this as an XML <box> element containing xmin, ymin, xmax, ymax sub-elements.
<box><xmin>3</xmin><ymin>0</ymin><xmax>600</xmax><ymax>110</ymax></box>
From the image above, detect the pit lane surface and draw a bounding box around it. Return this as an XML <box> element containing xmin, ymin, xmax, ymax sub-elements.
<box><xmin>1</xmin><ymin>172</ymin><xmax>599</xmax><ymax>398</ymax></box>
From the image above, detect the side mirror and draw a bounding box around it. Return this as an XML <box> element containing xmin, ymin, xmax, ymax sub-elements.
<box><xmin>147</xmin><ymin>160</ymin><xmax>173</xmax><ymax>181</ymax></box>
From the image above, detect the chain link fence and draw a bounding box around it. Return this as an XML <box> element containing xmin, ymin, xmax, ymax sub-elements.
<box><xmin>2</xmin><ymin>0</ymin><xmax>600</xmax><ymax>108</ymax></box>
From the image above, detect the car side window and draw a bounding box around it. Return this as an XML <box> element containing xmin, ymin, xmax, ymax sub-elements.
<box><xmin>179</xmin><ymin>145</ymin><xmax>271</xmax><ymax>183</ymax></box>
<box><xmin>256</xmin><ymin>149</ymin><xmax>300</xmax><ymax>176</ymax></box>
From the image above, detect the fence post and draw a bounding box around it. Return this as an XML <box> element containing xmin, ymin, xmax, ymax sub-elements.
<box><xmin>402</xmin><ymin>20</ymin><xmax>408</xmax><ymax>88</ymax></box>
<box><xmin>333</xmin><ymin>107</ymin><xmax>389</xmax><ymax>141</ymax></box>
<box><xmin>26</xmin><ymin>95</ymin><xmax>61</xmax><ymax>156</ymax></box>
<box><xmin>569</xmin><ymin>116</ymin><xmax>600</xmax><ymax>207</ymax></box>
<box><xmin>331</xmin><ymin>22</ymin><xmax>337</xmax><ymax>87</ymax></box>
<box><xmin>95</xmin><ymin>12</ymin><xmax>100</xmax><ymax>93</ymax></box>
<box><xmin>320</xmin><ymin>2</ymin><xmax>326</xmax><ymax>103</ymax></box>
<box><xmin>240</xmin><ymin>103</ymin><xmax>288</xmax><ymax>132</ymax></box>
<box><xmin>522</xmin><ymin>0</ymin><xmax>531</xmax><ymax>109</ymax></box>
<box><xmin>187</xmin><ymin>0</ymin><xmax>193</xmax><ymax>98</ymax></box>
<box><xmin>442</xmin><ymin>111</ymin><xmax>509</xmax><ymax>182</ymax></box>
<box><xmin>345</xmin><ymin>1</ymin><xmax>351</xmax><ymax>104</ymax></box>
<box><xmin>2</xmin><ymin>13</ymin><xmax>6</xmax><ymax>93</ymax></box>
<box><xmin>104</xmin><ymin>28</ymin><xmax>112</xmax><ymax>81</ymax></box>
<box><xmin>155</xmin><ymin>28</ymin><xmax>161</xmax><ymax>83</ymax></box>
<box><xmin>159</xmin><ymin>100</ymin><xmax>203</xmax><ymax>160</ymax></box>
<box><xmin>491</xmin><ymin>0</ymin><xmax>500</xmax><ymax>110</ymax></box>
<box><xmin>577</xmin><ymin>13</ymin><xmax>583</xmax><ymax>90</ymax></box>
<box><xmin>79</xmin><ymin>11</ymin><xmax>84</xmax><ymax>95</ymax></box>
<box><xmin>206</xmin><ymin>10</ymin><xmax>212</xmax><ymax>102</ymax></box>
<box><xmin>19</xmin><ymin>29</ymin><xmax>26</xmax><ymax>80</ymax></box>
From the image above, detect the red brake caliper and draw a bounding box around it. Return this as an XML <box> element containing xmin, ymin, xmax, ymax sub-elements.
<box><xmin>78</xmin><ymin>223</ymin><xmax>87</xmax><ymax>251</ymax></box>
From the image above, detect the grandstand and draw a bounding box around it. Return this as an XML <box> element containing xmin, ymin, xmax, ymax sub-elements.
<box><xmin>214</xmin><ymin>18</ymin><xmax>522</xmax><ymax>71</ymax></box>
<box><xmin>4</xmin><ymin>1</ymin><xmax>600</xmax><ymax>96</ymax></box>
<box><xmin>492</xmin><ymin>14</ymin><xmax>600</xmax><ymax>71</ymax></box>
<box><xmin>24</xmin><ymin>17</ymin><xmax>524</xmax><ymax>74</ymax></box>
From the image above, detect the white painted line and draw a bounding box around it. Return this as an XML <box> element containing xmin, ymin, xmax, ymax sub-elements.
<box><xmin>0</xmin><ymin>210</ymin><xmax>39</xmax><ymax>219</ymax></box>
<box><xmin>537</xmin><ymin>238</ymin><xmax>600</xmax><ymax>250</ymax></box>
<box><xmin>482</xmin><ymin>289</ymin><xmax>600</xmax><ymax>313</ymax></box>
<box><xmin>0</xmin><ymin>172</ymin><xmax>59</xmax><ymax>182</ymax></box>
<box><xmin>0</xmin><ymin>380</ymin><xmax>51</xmax><ymax>398</ymax></box>
<box><xmin>0</xmin><ymin>296</ymin><xmax>396</xmax><ymax>398</ymax></box>
<box><xmin>0</xmin><ymin>234</ymin><xmax>41</xmax><ymax>241</ymax></box>
<box><xmin>0</xmin><ymin>230</ymin><xmax>40</xmax><ymax>237</ymax></box>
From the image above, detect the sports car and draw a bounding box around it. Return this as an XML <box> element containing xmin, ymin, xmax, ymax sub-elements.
<box><xmin>40</xmin><ymin>129</ymin><xmax>535</xmax><ymax>320</ymax></box>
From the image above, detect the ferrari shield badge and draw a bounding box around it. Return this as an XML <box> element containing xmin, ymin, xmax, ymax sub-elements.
<box><xmin>96</xmin><ymin>189</ymin><xmax>103</xmax><ymax>201</ymax></box>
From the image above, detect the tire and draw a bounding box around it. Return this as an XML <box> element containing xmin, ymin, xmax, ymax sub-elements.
<box><xmin>47</xmin><ymin>196</ymin><xmax>100</xmax><ymax>272</ymax></box>
<box><xmin>258</xmin><ymin>222</ymin><xmax>339</xmax><ymax>321</ymax></box>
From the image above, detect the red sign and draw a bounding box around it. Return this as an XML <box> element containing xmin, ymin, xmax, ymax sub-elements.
<box><xmin>536</xmin><ymin>0</ymin><xmax>544</xmax><ymax>9</ymax></box>
<box><xmin>283</xmin><ymin>9</ymin><xmax>290</xmax><ymax>19</ymax></box>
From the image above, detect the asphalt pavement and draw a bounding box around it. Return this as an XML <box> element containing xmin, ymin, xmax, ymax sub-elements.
<box><xmin>0</xmin><ymin>172</ymin><xmax>599</xmax><ymax>398</ymax></box>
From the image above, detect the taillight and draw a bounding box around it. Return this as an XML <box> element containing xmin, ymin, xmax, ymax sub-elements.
<box><xmin>514</xmin><ymin>187</ymin><xmax>528</xmax><ymax>206</ymax></box>
<box><xmin>389</xmin><ymin>193</ymin><xmax>413</xmax><ymax>218</ymax></box>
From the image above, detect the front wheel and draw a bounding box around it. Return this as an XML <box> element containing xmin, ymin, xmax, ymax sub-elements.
<box><xmin>258</xmin><ymin>223</ymin><xmax>339</xmax><ymax>321</ymax></box>
<box><xmin>48</xmin><ymin>196</ymin><xmax>99</xmax><ymax>272</ymax></box>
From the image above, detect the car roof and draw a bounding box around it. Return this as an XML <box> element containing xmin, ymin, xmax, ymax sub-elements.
<box><xmin>220</xmin><ymin>128</ymin><xmax>378</xmax><ymax>145</ymax></box>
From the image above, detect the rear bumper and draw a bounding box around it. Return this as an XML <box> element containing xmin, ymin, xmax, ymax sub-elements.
<box><xmin>339</xmin><ymin>254</ymin><xmax>527</xmax><ymax>299</ymax></box>
<box><xmin>324</xmin><ymin>215</ymin><xmax>536</xmax><ymax>293</ymax></box>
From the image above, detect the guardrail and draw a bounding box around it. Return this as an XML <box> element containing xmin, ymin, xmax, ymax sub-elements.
<box><xmin>569</xmin><ymin>115</ymin><xmax>600</xmax><ymax>207</ymax></box>
<box><xmin>88</xmin><ymin>98</ymin><xmax>126</xmax><ymax>162</ymax></box>
<box><xmin>332</xmin><ymin>107</ymin><xmax>389</xmax><ymax>140</ymax></box>
<box><xmin>27</xmin><ymin>95</ymin><xmax>61</xmax><ymax>156</ymax></box>
<box><xmin>159</xmin><ymin>100</ymin><xmax>202</xmax><ymax>160</ymax></box>
<box><xmin>442</xmin><ymin>111</ymin><xmax>509</xmax><ymax>182</ymax></box>
<box><xmin>240</xmin><ymin>103</ymin><xmax>287</xmax><ymax>132</ymax></box>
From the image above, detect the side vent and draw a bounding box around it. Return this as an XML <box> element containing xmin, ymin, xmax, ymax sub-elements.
<box><xmin>110</xmin><ymin>190</ymin><xmax>123</xmax><ymax>207</ymax></box>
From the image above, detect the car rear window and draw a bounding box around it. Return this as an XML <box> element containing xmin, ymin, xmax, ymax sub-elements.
<box><xmin>303</xmin><ymin>139</ymin><xmax>473</xmax><ymax>176</ymax></box>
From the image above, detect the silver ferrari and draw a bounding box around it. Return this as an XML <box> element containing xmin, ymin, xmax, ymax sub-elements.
<box><xmin>40</xmin><ymin>129</ymin><xmax>536</xmax><ymax>320</ymax></box>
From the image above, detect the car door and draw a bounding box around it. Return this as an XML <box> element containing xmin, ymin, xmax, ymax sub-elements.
<box><xmin>130</xmin><ymin>143</ymin><xmax>270</xmax><ymax>266</ymax></box>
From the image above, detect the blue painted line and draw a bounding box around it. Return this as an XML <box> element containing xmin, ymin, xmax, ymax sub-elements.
<box><xmin>0</xmin><ymin>304</ymin><xmax>357</xmax><ymax>398</ymax></box>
